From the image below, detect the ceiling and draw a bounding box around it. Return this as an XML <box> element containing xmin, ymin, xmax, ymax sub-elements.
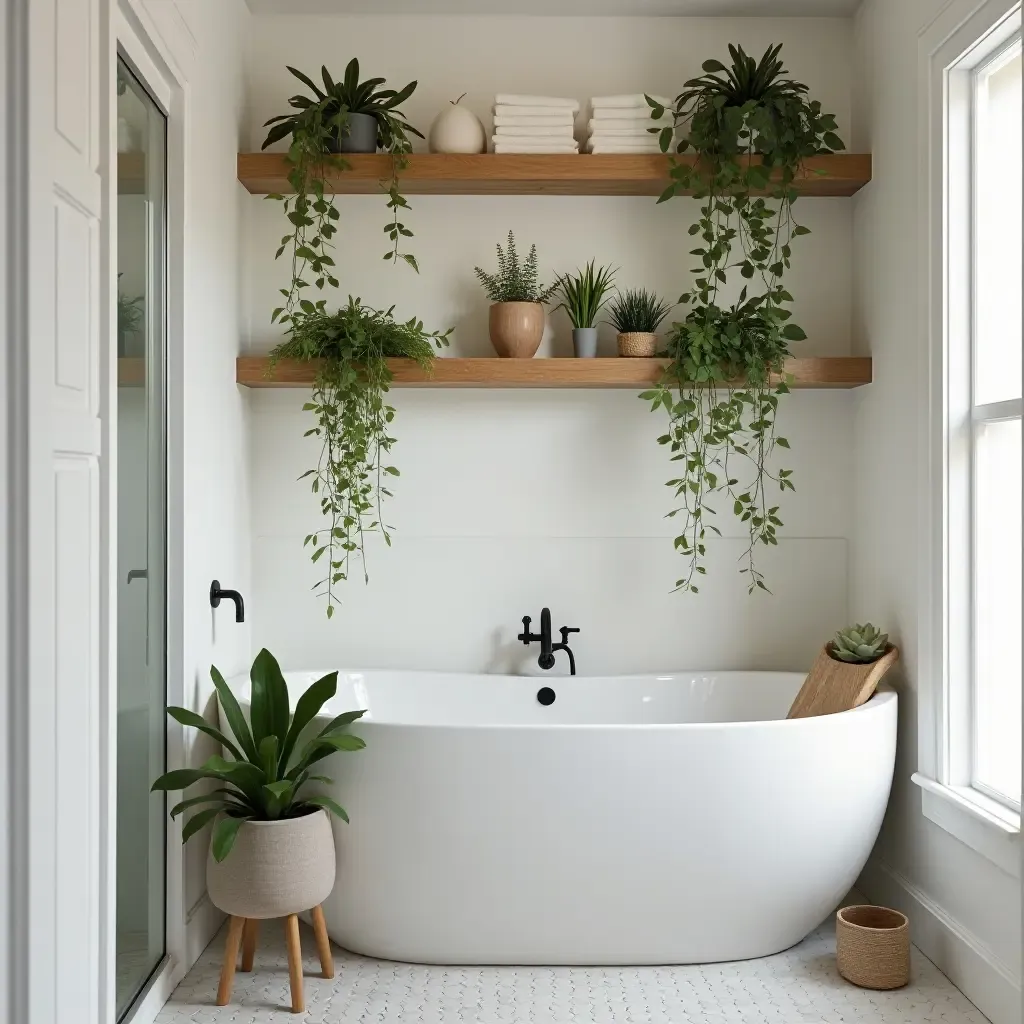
<box><xmin>245</xmin><ymin>0</ymin><xmax>859</xmax><ymax>16</ymax></box>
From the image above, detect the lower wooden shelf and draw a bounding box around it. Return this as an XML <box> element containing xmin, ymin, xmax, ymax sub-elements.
<box><xmin>236</xmin><ymin>356</ymin><xmax>872</xmax><ymax>390</ymax></box>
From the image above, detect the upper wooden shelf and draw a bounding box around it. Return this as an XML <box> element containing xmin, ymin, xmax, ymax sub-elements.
<box><xmin>237</xmin><ymin>153</ymin><xmax>872</xmax><ymax>198</ymax></box>
<box><xmin>237</xmin><ymin>356</ymin><xmax>872</xmax><ymax>390</ymax></box>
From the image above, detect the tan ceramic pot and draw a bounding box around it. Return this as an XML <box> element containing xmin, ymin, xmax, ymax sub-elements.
<box><xmin>617</xmin><ymin>332</ymin><xmax>659</xmax><ymax>357</ymax></box>
<box><xmin>488</xmin><ymin>302</ymin><xmax>545</xmax><ymax>358</ymax></box>
<box><xmin>206</xmin><ymin>810</ymin><xmax>336</xmax><ymax>920</ymax></box>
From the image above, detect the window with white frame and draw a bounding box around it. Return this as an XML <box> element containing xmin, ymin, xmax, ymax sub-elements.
<box><xmin>946</xmin><ymin>26</ymin><xmax>1022</xmax><ymax>815</ymax></box>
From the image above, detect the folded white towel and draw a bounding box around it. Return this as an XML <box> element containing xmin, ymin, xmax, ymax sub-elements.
<box><xmin>587</xmin><ymin>127</ymin><xmax>661</xmax><ymax>138</ymax></box>
<box><xmin>494</xmin><ymin>114</ymin><xmax>575</xmax><ymax>128</ymax></box>
<box><xmin>590</xmin><ymin>111</ymin><xmax>672</xmax><ymax>125</ymax></box>
<box><xmin>496</xmin><ymin>94</ymin><xmax>580</xmax><ymax>112</ymax></box>
<box><xmin>591</xmin><ymin>93</ymin><xmax>672</xmax><ymax>109</ymax></box>
<box><xmin>587</xmin><ymin>140</ymin><xmax>664</xmax><ymax>154</ymax></box>
<box><xmin>495</xmin><ymin>124</ymin><xmax>576</xmax><ymax>138</ymax></box>
<box><xmin>494</xmin><ymin>104</ymin><xmax>577</xmax><ymax>118</ymax></box>
<box><xmin>493</xmin><ymin>140</ymin><xmax>579</xmax><ymax>154</ymax></box>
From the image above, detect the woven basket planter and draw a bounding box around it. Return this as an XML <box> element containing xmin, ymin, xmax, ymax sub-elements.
<box><xmin>836</xmin><ymin>905</ymin><xmax>910</xmax><ymax>989</ymax></box>
<box><xmin>616</xmin><ymin>332</ymin><xmax>659</xmax><ymax>357</ymax></box>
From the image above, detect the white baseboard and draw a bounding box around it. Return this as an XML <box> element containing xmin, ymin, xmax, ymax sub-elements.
<box><xmin>186</xmin><ymin>891</ymin><xmax>226</xmax><ymax>970</ymax></box>
<box><xmin>859</xmin><ymin>857</ymin><xmax>1020</xmax><ymax>1024</ymax></box>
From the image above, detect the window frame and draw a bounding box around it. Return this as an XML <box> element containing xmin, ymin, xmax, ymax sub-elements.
<box><xmin>915</xmin><ymin>0</ymin><xmax>1022</xmax><ymax>878</ymax></box>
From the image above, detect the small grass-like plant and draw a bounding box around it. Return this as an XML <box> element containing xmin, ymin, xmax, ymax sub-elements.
<box><xmin>152</xmin><ymin>648</ymin><xmax>366</xmax><ymax>862</ymax></box>
<box><xmin>474</xmin><ymin>231</ymin><xmax>559</xmax><ymax>304</ymax></box>
<box><xmin>607</xmin><ymin>288</ymin><xmax>673</xmax><ymax>334</ymax></box>
<box><xmin>554</xmin><ymin>261</ymin><xmax>617</xmax><ymax>329</ymax></box>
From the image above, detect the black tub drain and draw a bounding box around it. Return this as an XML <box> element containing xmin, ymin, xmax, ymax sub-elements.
<box><xmin>536</xmin><ymin>686</ymin><xmax>556</xmax><ymax>706</ymax></box>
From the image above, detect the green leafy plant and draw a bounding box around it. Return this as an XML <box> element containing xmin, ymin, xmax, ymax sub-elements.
<box><xmin>830</xmin><ymin>623</ymin><xmax>890</xmax><ymax>664</ymax></box>
<box><xmin>270</xmin><ymin>297</ymin><xmax>451</xmax><ymax>618</ymax></box>
<box><xmin>554</xmin><ymin>261</ymin><xmax>617</xmax><ymax>329</ymax></box>
<box><xmin>151</xmin><ymin>648</ymin><xmax>366</xmax><ymax>862</ymax></box>
<box><xmin>262</xmin><ymin>60</ymin><xmax>423</xmax><ymax>329</ymax></box>
<box><xmin>607</xmin><ymin>288</ymin><xmax>673</xmax><ymax>334</ymax></box>
<box><xmin>117</xmin><ymin>288</ymin><xmax>144</xmax><ymax>337</ymax></box>
<box><xmin>474</xmin><ymin>231</ymin><xmax>559</xmax><ymax>304</ymax></box>
<box><xmin>642</xmin><ymin>44</ymin><xmax>843</xmax><ymax>594</ymax></box>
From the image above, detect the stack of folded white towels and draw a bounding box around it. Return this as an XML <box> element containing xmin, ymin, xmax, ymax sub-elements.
<box><xmin>587</xmin><ymin>94</ymin><xmax>674</xmax><ymax>154</ymax></box>
<box><xmin>492</xmin><ymin>94</ymin><xmax>579</xmax><ymax>154</ymax></box>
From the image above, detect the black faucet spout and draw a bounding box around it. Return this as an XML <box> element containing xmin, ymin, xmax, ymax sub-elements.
<box><xmin>210</xmin><ymin>580</ymin><xmax>245</xmax><ymax>623</ymax></box>
<box><xmin>517</xmin><ymin>608</ymin><xmax>580</xmax><ymax>676</ymax></box>
<box><xmin>538</xmin><ymin>608</ymin><xmax>554</xmax><ymax>669</ymax></box>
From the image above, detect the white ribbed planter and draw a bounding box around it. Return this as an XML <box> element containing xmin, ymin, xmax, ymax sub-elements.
<box><xmin>207</xmin><ymin>810</ymin><xmax>336</xmax><ymax>920</ymax></box>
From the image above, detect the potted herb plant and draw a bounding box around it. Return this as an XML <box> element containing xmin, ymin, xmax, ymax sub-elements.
<box><xmin>269</xmin><ymin>296</ymin><xmax>452</xmax><ymax>618</ymax></box>
<box><xmin>607</xmin><ymin>288</ymin><xmax>673</xmax><ymax>357</ymax></box>
<box><xmin>474</xmin><ymin>231</ymin><xmax>558</xmax><ymax>358</ymax></box>
<box><xmin>643</xmin><ymin>43</ymin><xmax>843</xmax><ymax>594</ymax></box>
<box><xmin>554</xmin><ymin>261</ymin><xmax>617</xmax><ymax>358</ymax></box>
<box><xmin>150</xmin><ymin>648</ymin><xmax>365</xmax><ymax>922</ymax></box>
<box><xmin>261</xmin><ymin>61</ymin><xmax>423</xmax><ymax>331</ymax></box>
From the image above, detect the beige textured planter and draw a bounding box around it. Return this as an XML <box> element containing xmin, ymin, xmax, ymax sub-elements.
<box><xmin>836</xmin><ymin>905</ymin><xmax>910</xmax><ymax>990</ymax></box>
<box><xmin>207</xmin><ymin>810</ymin><xmax>336</xmax><ymax>920</ymax></box>
<box><xmin>488</xmin><ymin>301</ymin><xmax>545</xmax><ymax>358</ymax></box>
<box><xmin>617</xmin><ymin>332</ymin><xmax>659</xmax><ymax>357</ymax></box>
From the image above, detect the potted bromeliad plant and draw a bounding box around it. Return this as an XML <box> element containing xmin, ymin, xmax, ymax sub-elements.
<box><xmin>151</xmin><ymin>649</ymin><xmax>365</xmax><ymax>924</ymax></box>
<box><xmin>642</xmin><ymin>44</ymin><xmax>844</xmax><ymax>594</ymax></box>
<box><xmin>262</xmin><ymin>60</ymin><xmax>423</xmax><ymax>330</ymax></box>
<box><xmin>554</xmin><ymin>261</ymin><xmax>617</xmax><ymax>358</ymax></box>
<box><xmin>474</xmin><ymin>231</ymin><xmax>558</xmax><ymax>358</ymax></box>
<box><xmin>270</xmin><ymin>297</ymin><xmax>451</xmax><ymax>618</ymax></box>
<box><xmin>607</xmin><ymin>288</ymin><xmax>673</xmax><ymax>357</ymax></box>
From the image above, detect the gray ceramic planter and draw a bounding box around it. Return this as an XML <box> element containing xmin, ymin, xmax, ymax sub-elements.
<box><xmin>206</xmin><ymin>809</ymin><xmax>336</xmax><ymax>920</ymax></box>
<box><xmin>573</xmin><ymin>327</ymin><xmax>598</xmax><ymax>358</ymax></box>
<box><xmin>331</xmin><ymin>112</ymin><xmax>379</xmax><ymax>154</ymax></box>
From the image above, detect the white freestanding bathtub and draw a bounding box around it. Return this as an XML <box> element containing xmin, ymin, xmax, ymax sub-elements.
<box><xmin>224</xmin><ymin>670</ymin><xmax>896</xmax><ymax>966</ymax></box>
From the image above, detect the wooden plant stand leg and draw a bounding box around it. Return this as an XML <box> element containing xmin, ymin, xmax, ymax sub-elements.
<box><xmin>311</xmin><ymin>904</ymin><xmax>335</xmax><ymax>979</ymax></box>
<box><xmin>284</xmin><ymin>913</ymin><xmax>305</xmax><ymax>1014</ymax></box>
<box><xmin>240</xmin><ymin>918</ymin><xmax>259</xmax><ymax>972</ymax></box>
<box><xmin>216</xmin><ymin>916</ymin><xmax>246</xmax><ymax>1006</ymax></box>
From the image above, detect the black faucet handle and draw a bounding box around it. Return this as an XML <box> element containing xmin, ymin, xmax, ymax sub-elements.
<box><xmin>518</xmin><ymin>615</ymin><xmax>532</xmax><ymax>645</ymax></box>
<box><xmin>559</xmin><ymin>626</ymin><xmax>580</xmax><ymax>644</ymax></box>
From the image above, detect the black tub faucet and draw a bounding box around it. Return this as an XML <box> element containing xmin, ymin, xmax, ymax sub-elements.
<box><xmin>210</xmin><ymin>580</ymin><xmax>245</xmax><ymax>623</ymax></box>
<box><xmin>518</xmin><ymin>608</ymin><xmax>580</xmax><ymax>675</ymax></box>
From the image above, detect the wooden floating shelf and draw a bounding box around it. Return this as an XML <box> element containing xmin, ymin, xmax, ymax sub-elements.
<box><xmin>237</xmin><ymin>356</ymin><xmax>872</xmax><ymax>390</ymax></box>
<box><xmin>237</xmin><ymin>152</ymin><xmax>871</xmax><ymax>198</ymax></box>
<box><xmin>117</xmin><ymin>152</ymin><xmax>146</xmax><ymax>195</ymax></box>
<box><xmin>118</xmin><ymin>357</ymin><xmax>145</xmax><ymax>387</ymax></box>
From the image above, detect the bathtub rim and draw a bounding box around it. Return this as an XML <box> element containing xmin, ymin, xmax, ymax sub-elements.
<box><xmin>223</xmin><ymin>671</ymin><xmax>896</xmax><ymax>731</ymax></box>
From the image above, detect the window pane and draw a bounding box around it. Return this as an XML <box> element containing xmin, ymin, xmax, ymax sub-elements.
<box><xmin>974</xmin><ymin>47</ymin><xmax>1022</xmax><ymax>405</ymax></box>
<box><xmin>973</xmin><ymin>416</ymin><xmax>1022</xmax><ymax>804</ymax></box>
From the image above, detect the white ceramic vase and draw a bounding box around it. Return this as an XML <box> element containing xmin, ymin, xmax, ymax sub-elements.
<box><xmin>429</xmin><ymin>94</ymin><xmax>486</xmax><ymax>154</ymax></box>
<box><xmin>206</xmin><ymin>810</ymin><xmax>336</xmax><ymax>920</ymax></box>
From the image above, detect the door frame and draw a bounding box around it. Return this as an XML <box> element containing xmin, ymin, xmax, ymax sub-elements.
<box><xmin>110</xmin><ymin>3</ymin><xmax>189</xmax><ymax>1020</ymax></box>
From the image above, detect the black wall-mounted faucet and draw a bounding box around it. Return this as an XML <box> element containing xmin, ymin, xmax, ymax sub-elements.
<box><xmin>210</xmin><ymin>580</ymin><xmax>244</xmax><ymax>623</ymax></box>
<box><xmin>518</xmin><ymin>608</ymin><xmax>580</xmax><ymax>675</ymax></box>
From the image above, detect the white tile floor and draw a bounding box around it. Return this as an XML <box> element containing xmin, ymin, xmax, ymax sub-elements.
<box><xmin>157</xmin><ymin>912</ymin><xmax>990</xmax><ymax>1024</ymax></box>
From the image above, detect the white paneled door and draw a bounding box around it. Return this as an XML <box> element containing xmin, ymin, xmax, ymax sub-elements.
<box><xmin>7</xmin><ymin>0</ymin><xmax>113</xmax><ymax>1021</ymax></box>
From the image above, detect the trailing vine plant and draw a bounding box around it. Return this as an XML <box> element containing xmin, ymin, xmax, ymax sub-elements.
<box><xmin>261</xmin><ymin>60</ymin><xmax>423</xmax><ymax>329</ymax></box>
<box><xmin>643</xmin><ymin>44</ymin><xmax>844</xmax><ymax>593</ymax></box>
<box><xmin>270</xmin><ymin>298</ymin><xmax>452</xmax><ymax>618</ymax></box>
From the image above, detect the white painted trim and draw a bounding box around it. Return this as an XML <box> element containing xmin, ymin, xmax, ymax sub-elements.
<box><xmin>186</xmin><ymin>893</ymin><xmax>227</xmax><ymax>969</ymax></box>
<box><xmin>860</xmin><ymin>856</ymin><xmax>1021</xmax><ymax>1024</ymax></box>
<box><xmin>912</xmin><ymin>773</ymin><xmax>1021</xmax><ymax>878</ymax></box>
<box><xmin>916</xmin><ymin>0</ymin><xmax>1023</xmax><ymax>870</ymax></box>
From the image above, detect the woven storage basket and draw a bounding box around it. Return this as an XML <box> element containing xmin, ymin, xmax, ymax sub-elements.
<box><xmin>836</xmin><ymin>905</ymin><xmax>910</xmax><ymax>990</ymax></box>
<box><xmin>617</xmin><ymin>332</ymin><xmax>659</xmax><ymax>357</ymax></box>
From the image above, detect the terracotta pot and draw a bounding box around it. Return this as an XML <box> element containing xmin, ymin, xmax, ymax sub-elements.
<box><xmin>206</xmin><ymin>809</ymin><xmax>336</xmax><ymax>920</ymax></box>
<box><xmin>488</xmin><ymin>302</ymin><xmax>545</xmax><ymax>358</ymax></box>
<box><xmin>617</xmin><ymin>332</ymin><xmax>659</xmax><ymax>357</ymax></box>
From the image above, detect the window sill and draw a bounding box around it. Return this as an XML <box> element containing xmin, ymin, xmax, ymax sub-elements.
<box><xmin>912</xmin><ymin>773</ymin><xmax>1020</xmax><ymax>877</ymax></box>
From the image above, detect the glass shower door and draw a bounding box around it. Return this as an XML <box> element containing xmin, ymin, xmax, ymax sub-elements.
<box><xmin>115</xmin><ymin>57</ymin><xmax>167</xmax><ymax>1018</ymax></box>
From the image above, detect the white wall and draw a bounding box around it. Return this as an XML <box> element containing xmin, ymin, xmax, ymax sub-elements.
<box><xmin>147</xmin><ymin>0</ymin><xmax>253</xmax><ymax>957</ymax></box>
<box><xmin>243</xmin><ymin>15</ymin><xmax>859</xmax><ymax>675</ymax></box>
<box><xmin>850</xmin><ymin>2</ymin><xmax>1021</xmax><ymax>1022</ymax></box>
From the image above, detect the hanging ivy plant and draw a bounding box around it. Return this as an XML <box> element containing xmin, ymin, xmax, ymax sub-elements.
<box><xmin>270</xmin><ymin>298</ymin><xmax>452</xmax><ymax>618</ymax></box>
<box><xmin>262</xmin><ymin>60</ymin><xmax>423</xmax><ymax>329</ymax></box>
<box><xmin>643</xmin><ymin>44</ymin><xmax>844</xmax><ymax>593</ymax></box>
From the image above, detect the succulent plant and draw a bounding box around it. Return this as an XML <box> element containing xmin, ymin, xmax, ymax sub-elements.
<box><xmin>831</xmin><ymin>623</ymin><xmax>889</xmax><ymax>664</ymax></box>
